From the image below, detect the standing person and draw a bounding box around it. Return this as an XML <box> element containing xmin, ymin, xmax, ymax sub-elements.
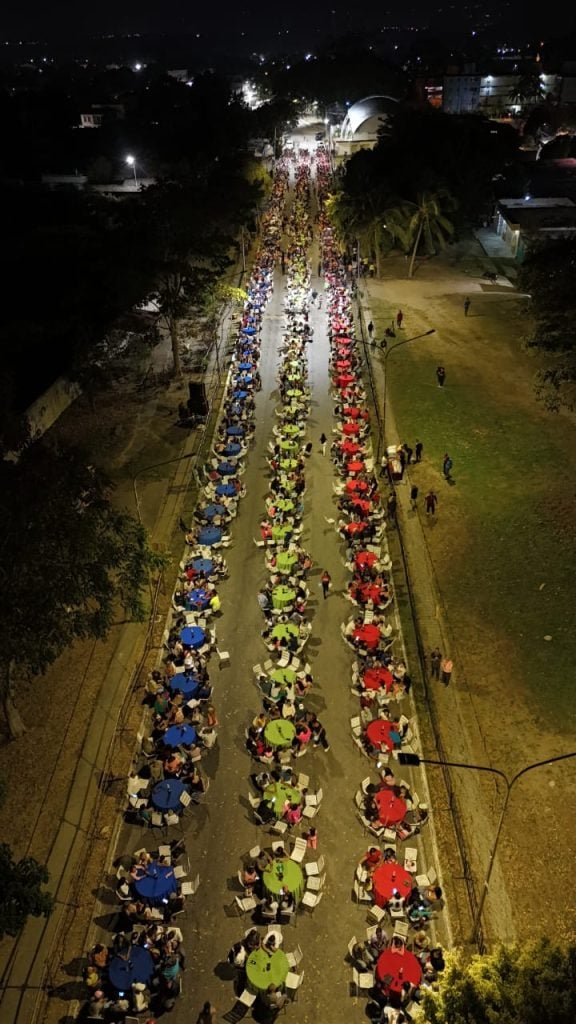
<box><xmin>280</xmin><ymin>251</ymin><xmax>286</xmax><ymax>275</ymax></box>
<box><xmin>317</xmin><ymin>259</ymin><xmax>322</xmax><ymax>277</ymax></box>
<box><xmin>464</xmin><ymin>296</ymin><xmax>471</xmax><ymax>316</ymax></box>
<box><xmin>398</xmin><ymin>447</ymin><xmax>406</xmax><ymax>478</ymax></box>
<box><xmin>367</xmin><ymin>320</ymin><xmax>374</xmax><ymax>341</ymax></box>
<box><xmin>410</xmin><ymin>485</ymin><xmax>419</xmax><ymax>511</ymax></box>
<box><xmin>425</xmin><ymin>490</ymin><xmax>438</xmax><ymax>516</ymax></box>
<box><xmin>404</xmin><ymin>443</ymin><xmax>413</xmax><ymax>465</ymax></box>
<box><xmin>387</xmin><ymin>492</ymin><xmax>397</xmax><ymax>522</ymax></box>
<box><xmin>415</xmin><ymin>440</ymin><xmax>423</xmax><ymax>463</ymax></box>
<box><xmin>309</xmin><ymin>714</ymin><xmax>330</xmax><ymax>751</ymax></box>
<box><xmin>436</xmin><ymin>366</ymin><xmax>446</xmax><ymax>387</ymax></box>
<box><xmin>310</xmin><ymin>288</ymin><xmax>318</xmax><ymax>305</ymax></box>
<box><xmin>320</xmin><ymin>570</ymin><xmax>332</xmax><ymax>600</ymax></box>
<box><xmin>443</xmin><ymin>453</ymin><xmax>453</xmax><ymax>480</ymax></box>
<box><xmin>429</xmin><ymin>647</ymin><xmax>442</xmax><ymax>680</ymax></box>
<box><xmin>441</xmin><ymin>657</ymin><xmax>453</xmax><ymax>686</ymax></box>
<box><xmin>320</xmin><ymin>432</ymin><xmax>327</xmax><ymax>456</ymax></box>
<box><xmin>396</xmin><ymin>309</ymin><xmax>404</xmax><ymax>328</ymax></box>
<box><xmin>196</xmin><ymin>1002</ymin><xmax>217</xmax><ymax>1024</ymax></box>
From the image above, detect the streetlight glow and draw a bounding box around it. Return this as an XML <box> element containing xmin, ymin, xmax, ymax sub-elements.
<box><xmin>125</xmin><ymin>154</ymin><xmax>138</xmax><ymax>188</ymax></box>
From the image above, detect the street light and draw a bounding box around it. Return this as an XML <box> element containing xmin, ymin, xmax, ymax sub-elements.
<box><xmin>133</xmin><ymin>452</ymin><xmax>196</xmax><ymax>525</ymax></box>
<box><xmin>378</xmin><ymin>329</ymin><xmax>435</xmax><ymax>465</ymax></box>
<box><xmin>125</xmin><ymin>154</ymin><xmax>138</xmax><ymax>188</ymax></box>
<box><xmin>397</xmin><ymin>750</ymin><xmax>576</xmax><ymax>945</ymax></box>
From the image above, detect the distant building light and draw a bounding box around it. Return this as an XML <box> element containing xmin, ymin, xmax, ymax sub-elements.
<box><xmin>524</xmin><ymin>194</ymin><xmax>531</xmax><ymax>201</ymax></box>
<box><xmin>134</xmin><ymin>62</ymin><xmax>142</xmax><ymax>71</ymax></box>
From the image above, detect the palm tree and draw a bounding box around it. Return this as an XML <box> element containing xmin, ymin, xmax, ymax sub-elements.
<box><xmin>383</xmin><ymin>190</ymin><xmax>456</xmax><ymax>278</ymax></box>
<box><xmin>509</xmin><ymin>74</ymin><xmax>546</xmax><ymax>110</ymax></box>
<box><xmin>327</xmin><ymin>187</ymin><xmax>391</xmax><ymax>276</ymax></box>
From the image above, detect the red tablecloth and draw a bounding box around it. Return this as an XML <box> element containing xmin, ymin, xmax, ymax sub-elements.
<box><xmin>345</xmin><ymin>522</ymin><xmax>367</xmax><ymax>537</ymax></box>
<box><xmin>335</xmin><ymin>336</ymin><xmax>354</xmax><ymax>346</ymax></box>
<box><xmin>355</xmin><ymin>550</ymin><xmax>377</xmax><ymax>569</ymax></box>
<box><xmin>372</xmin><ymin>863</ymin><xmax>413</xmax><ymax>908</ymax></box>
<box><xmin>355</xmin><ymin>582</ymin><xmax>383</xmax><ymax>604</ymax></box>
<box><xmin>366</xmin><ymin>718</ymin><xmax>401</xmax><ymax>751</ymax></box>
<box><xmin>346</xmin><ymin>479</ymin><xmax>370</xmax><ymax>494</ymax></box>
<box><xmin>352</xmin><ymin>624</ymin><xmax>381</xmax><ymax>649</ymax></box>
<box><xmin>376</xmin><ymin>948</ymin><xmax>422</xmax><ymax>992</ymax></box>
<box><xmin>337</xmin><ymin>373</ymin><xmax>355</xmax><ymax>386</ymax></box>
<box><xmin>350</xmin><ymin>497</ymin><xmax>372</xmax><ymax>516</ymax></box>
<box><xmin>341</xmin><ymin>443</ymin><xmax>362</xmax><ymax>458</ymax></box>
<box><xmin>373</xmin><ymin>787</ymin><xmax>407</xmax><ymax>825</ymax></box>
<box><xmin>336</xmin><ymin>359</ymin><xmax>351</xmax><ymax>369</ymax></box>
<box><xmin>343</xmin><ymin>406</ymin><xmax>369</xmax><ymax>421</ymax></box>
<box><xmin>363</xmin><ymin>666</ymin><xmax>394</xmax><ymax>692</ymax></box>
<box><xmin>342</xmin><ymin>422</ymin><xmax>360</xmax><ymax>436</ymax></box>
<box><xmin>346</xmin><ymin>460</ymin><xmax>365</xmax><ymax>475</ymax></box>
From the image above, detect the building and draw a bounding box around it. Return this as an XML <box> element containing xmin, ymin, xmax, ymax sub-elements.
<box><xmin>79</xmin><ymin>103</ymin><xmax>125</xmax><ymax>128</ymax></box>
<box><xmin>443</xmin><ymin>66</ymin><xmax>560</xmax><ymax>116</ymax></box>
<box><xmin>493</xmin><ymin>196</ymin><xmax>576</xmax><ymax>259</ymax></box>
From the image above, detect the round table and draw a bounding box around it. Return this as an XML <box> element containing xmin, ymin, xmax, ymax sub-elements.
<box><xmin>217</xmin><ymin>461</ymin><xmax>237</xmax><ymax>475</ymax></box>
<box><xmin>216</xmin><ymin>482</ymin><xmax>236</xmax><ymax>498</ymax></box>
<box><xmin>366</xmin><ymin>719</ymin><xmax>403</xmax><ymax>754</ymax></box>
<box><xmin>271</xmin><ymin>525</ymin><xmax>292</xmax><ymax>543</ymax></box>
<box><xmin>133</xmin><ymin>862</ymin><xmax>177</xmax><ymax>905</ymax></box>
<box><xmin>189</xmin><ymin>557</ymin><xmax>214</xmax><ymax>574</ymax></box>
<box><xmin>169</xmin><ymin>673</ymin><xmax>200</xmax><ymax>698</ymax></box>
<box><xmin>337</xmin><ymin>374</ymin><xmax>355</xmax><ymax>386</ymax></box>
<box><xmin>346</xmin><ymin>460</ymin><xmax>365</xmax><ymax>475</ymax></box>
<box><xmin>346</xmin><ymin>522</ymin><xmax>367</xmax><ymax>538</ymax></box>
<box><xmin>282</xmin><ymin>424</ymin><xmax>301</xmax><ymax>436</ymax></box>
<box><xmin>374</xmin><ymin>788</ymin><xmax>407</xmax><ymax>827</ymax></box>
<box><xmin>280</xmin><ymin>439</ymin><xmax>298</xmax><ymax>452</ymax></box>
<box><xmin>264</xmin><ymin>719</ymin><xmax>296</xmax><ymax>748</ymax></box>
<box><xmin>223</xmin><ymin>443</ymin><xmax>242</xmax><ymax>457</ymax></box>
<box><xmin>355</xmin><ymin>551</ymin><xmax>377</xmax><ymax>569</ymax></box>
<box><xmin>372</xmin><ymin>862</ymin><xmax>413</xmax><ymax>908</ymax></box>
<box><xmin>342</xmin><ymin>422</ymin><xmax>360</xmax><ymax>436</ymax></box>
<box><xmin>272</xmin><ymin>498</ymin><xmax>295</xmax><ymax>515</ymax></box>
<box><xmin>341</xmin><ymin>441</ymin><xmax>362</xmax><ymax>456</ymax></box>
<box><xmin>352</xmin><ymin>624</ymin><xmax>381</xmax><ymax>650</ymax></box>
<box><xmin>355</xmin><ymin>582</ymin><xmax>383</xmax><ymax>605</ymax></box>
<box><xmin>271</xmin><ymin>623</ymin><xmax>299</xmax><ymax>642</ymax></box>
<box><xmin>263</xmin><ymin>858</ymin><xmax>304</xmax><ymax>901</ymax></box>
<box><xmin>272</xmin><ymin>585</ymin><xmax>296</xmax><ymax>610</ymax></box>
<box><xmin>151</xmin><ymin>779</ymin><xmax>188</xmax><ymax>812</ymax></box>
<box><xmin>198</xmin><ymin>526</ymin><xmax>222</xmax><ymax>546</ymax></box>
<box><xmin>232</xmin><ymin>390</ymin><xmax>248</xmax><ymax>400</ymax></box>
<box><xmin>336</xmin><ymin>359</ymin><xmax>351</xmax><ymax>369</ymax></box>
<box><xmin>269</xmin><ymin>667</ymin><xmax>296</xmax><ymax>686</ymax></box>
<box><xmin>108</xmin><ymin>946</ymin><xmax>154</xmax><ymax>991</ymax></box>
<box><xmin>163</xmin><ymin>723</ymin><xmax>198</xmax><ymax>749</ymax></box>
<box><xmin>180</xmin><ymin>626</ymin><xmax>205</xmax><ymax>648</ymax></box>
<box><xmin>363</xmin><ymin>667</ymin><xmax>394</xmax><ymax>693</ymax></box>
<box><xmin>346</xmin><ymin>479</ymin><xmax>370</xmax><ymax>494</ymax></box>
<box><xmin>376</xmin><ymin>948</ymin><xmax>422</xmax><ymax>993</ymax></box>
<box><xmin>263</xmin><ymin>781</ymin><xmax>302</xmax><ymax>817</ymax></box>
<box><xmin>187</xmin><ymin>587</ymin><xmax>211</xmax><ymax>610</ymax></box>
<box><xmin>350</xmin><ymin>498</ymin><xmax>372</xmax><ymax>517</ymax></box>
<box><xmin>242</xmin><ymin>326</ymin><xmax>256</xmax><ymax>335</ymax></box>
<box><xmin>202</xmin><ymin>503</ymin><xmax>227</xmax><ymax>522</ymax></box>
<box><xmin>246</xmin><ymin>948</ymin><xmax>290</xmax><ymax>993</ymax></box>
<box><xmin>343</xmin><ymin>405</ymin><xmax>365</xmax><ymax>419</ymax></box>
<box><xmin>279</xmin><ymin>458</ymin><xmax>298</xmax><ymax>471</ymax></box>
<box><xmin>286</xmin><ymin>389</ymin><xmax>303</xmax><ymax>398</ymax></box>
<box><xmin>276</xmin><ymin>552</ymin><xmax>298</xmax><ymax>574</ymax></box>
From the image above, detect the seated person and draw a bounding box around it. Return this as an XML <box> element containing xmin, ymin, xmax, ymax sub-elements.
<box><xmin>284</xmin><ymin>802</ymin><xmax>302</xmax><ymax>826</ymax></box>
<box><xmin>260</xmin><ymin>896</ymin><xmax>278</xmax><ymax>920</ymax></box>
<box><xmin>277</xmin><ymin>888</ymin><xmax>295</xmax><ymax>915</ymax></box>
<box><xmin>361</xmin><ymin>847</ymin><xmax>383</xmax><ymax>872</ymax></box>
<box><xmin>244</xmin><ymin>929</ymin><xmax>261</xmax><ymax>952</ymax></box>
<box><xmin>242</xmin><ymin>863</ymin><xmax>259</xmax><ymax>891</ymax></box>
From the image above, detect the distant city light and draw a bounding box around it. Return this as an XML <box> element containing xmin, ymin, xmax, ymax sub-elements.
<box><xmin>524</xmin><ymin>194</ymin><xmax>531</xmax><ymax>201</ymax></box>
<box><xmin>134</xmin><ymin>62</ymin><xmax>142</xmax><ymax>71</ymax></box>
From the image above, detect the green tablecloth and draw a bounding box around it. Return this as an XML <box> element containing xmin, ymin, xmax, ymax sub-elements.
<box><xmin>263</xmin><ymin>781</ymin><xmax>302</xmax><ymax>816</ymax></box>
<box><xmin>276</xmin><ymin>552</ymin><xmax>297</xmax><ymax>573</ymax></box>
<box><xmin>271</xmin><ymin>623</ymin><xmax>299</xmax><ymax>642</ymax></box>
<box><xmin>272</xmin><ymin>585</ymin><xmax>296</xmax><ymax>610</ymax></box>
<box><xmin>279</xmin><ymin>459</ymin><xmax>298</xmax><ymax>472</ymax></box>
<box><xmin>271</xmin><ymin>525</ymin><xmax>291</xmax><ymax>543</ymax></box>
<box><xmin>282</xmin><ymin>424</ymin><xmax>301</xmax><ymax>436</ymax></box>
<box><xmin>269</xmin><ymin>667</ymin><xmax>296</xmax><ymax>686</ymax></box>
<box><xmin>264</xmin><ymin>719</ymin><xmax>296</xmax><ymax>748</ymax></box>
<box><xmin>246</xmin><ymin>948</ymin><xmax>290</xmax><ymax>992</ymax></box>
<box><xmin>286</xmin><ymin>389</ymin><xmax>303</xmax><ymax>398</ymax></box>
<box><xmin>263</xmin><ymin>859</ymin><xmax>304</xmax><ymax>901</ymax></box>
<box><xmin>275</xmin><ymin>498</ymin><xmax>295</xmax><ymax>513</ymax></box>
<box><xmin>280</xmin><ymin>439</ymin><xmax>298</xmax><ymax>453</ymax></box>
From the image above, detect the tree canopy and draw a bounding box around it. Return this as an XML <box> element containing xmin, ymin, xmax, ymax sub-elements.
<box><xmin>517</xmin><ymin>237</ymin><xmax>576</xmax><ymax>410</ymax></box>
<box><xmin>0</xmin><ymin>844</ymin><xmax>54</xmax><ymax>940</ymax></box>
<box><xmin>419</xmin><ymin>939</ymin><xmax>576</xmax><ymax>1024</ymax></box>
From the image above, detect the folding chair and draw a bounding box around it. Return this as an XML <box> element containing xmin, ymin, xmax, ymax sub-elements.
<box><xmin>304</xmin><ymin>854</ymin><xmax>325</xmax><ymax>877</ymax></box>
<box><xmin>235</xmin><ymin>895</ymin><xmax>257</xmax><ymax>915</ymax></box>
<box><xmin>352</xmin><ymin>967</ymin><xmax>374</xmax><ymax>993</ymax></box>
<box><xmin>285</xmin><ymin>970</ymin><xmax>304</xmax><ymax>999</ymax></box>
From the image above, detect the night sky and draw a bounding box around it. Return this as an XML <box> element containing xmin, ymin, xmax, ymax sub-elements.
<box><xmin>1</xmin><ymin>0</ymin><xmax>575</xmax><ymax>45</ymax></box>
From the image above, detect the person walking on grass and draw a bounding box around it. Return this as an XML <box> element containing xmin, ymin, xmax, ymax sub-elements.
<box><xmin>425</xmin><ymin>490</ymin><xmax>438</xmax><ymax>515</ymax></box>
<box><xmin>436</xmin><ymin>366</ymin><xmax>446</xmax><ymax>387</ymax></box>
<box><xmin>396</xmin><ymin>309</ymin><xmax>404</xmax><ymax>328</ymax></box>
<box><xmin>320</xmin><ymin>570</ymin><xmax>332</xmax><ymax>600</ymax></box>
<box><xmin>320</xmin><ymin>432</ymin><xmax>327</xmax><ymax>456</ymax></box>
<box><xmin>367</xmin><ymin>320</ymin><xmax>374</xmax><ymax>341</ymax></box>
<box><xmin>464</xmin><ymin>296</ymin><xmax>471</xmax><ymax>316</ymax></box>
<box><xmin>415</xmin><ymin>440</ymin><xmax>423</xmax><ymax>463</ymax></box>
<box><xmin>410</xmin><ymin>485</ymin><xmax>419</xmax><ymax>511</ymax></box>
<box><xmin>441</xmin><ymin>657</ymin><xmax>453</xmax><ymax>685</ymax></box>
<box><xmin>429</xmin><ymin>647</ymin><xmax>442</xmax><ymax>680</ymax></box>
<box><xmin>443</xmin><ymin>453</ymin><xmax>453</xmax><ymax>481</ymax></box>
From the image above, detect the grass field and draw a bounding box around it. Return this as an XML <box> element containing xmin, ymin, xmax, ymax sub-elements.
<box><xmin>371</xmin><ymin>296</ymin><xmax>576</xmax><ymax>732</ymax></box>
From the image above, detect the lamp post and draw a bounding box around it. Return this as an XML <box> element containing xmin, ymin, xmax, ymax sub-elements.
<box><xmin>397</xmin><ymin>750</ymin><xmax>576</xmax><ymax>945</ymax></box>
<box><xmin>377</xmin><ymin>329</ymin><xmax>435</xmax><ymax>466</ymax></box>
<box><xmin>133</xmin><ymin>452</ymin><xmax>196</xmax><ymax>526</ymax></box>
<box><xmin>125</xmin><ymin>154</ymin><xmax>138</xmax><ymax>188</ymax></box>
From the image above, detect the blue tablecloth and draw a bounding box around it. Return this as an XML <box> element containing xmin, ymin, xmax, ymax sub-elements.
<box><xmin>217</xmin><ymin>461</ymin><xmax>236</xmax><ymax>476</ymax></box>
<box><xmin>202</xmin><ymin>504</ymin><xmax>226</xmax><ymax>521</ymax></box>
<box><xmin>227</xmin><ymin>424</ymin><xmax>245</xmax><ymax>435</ymax></box>
<box><xmin>164</xmin><ymin>723</ymin><xmax>198</xmax><ymax>748</ymax></box>
<box><xmin>223</xmin><ymin>443</ymin><xmax>242</xmax><ymax>457</ymax></box>
<box><xmin>189</xmin><ymin>557</ymin><xmax>214</xmax><ymax>574</ymax></box>
<box><xmin>180</xmin><ymin>625</ymin><xmax>205</xmax><ymax>648</ymax></box>
<box><xmin>234</xmin><ymin>374</ymin><xmax>253</xmax><ymax>385</ymax></box>
<box><xmin>216</xmin><ymin>483</ymin><xmax>235</xmax><ymax>498</ymax></box>
<box><xmin>232</xmin><ymin>390</ymin><xmax>248</xmax><ymax>400</ymax></box>
<box><xmin>198</xmin><ymin>526</ymin><xmax>222</xmax><ymax>546</ymax></box>
<box><xmin>152</xmin><ymin>778</ymin><xmax>188</xmax><ymax>811</ymax></box>
<box><xmin>229</xmin><ymin>403</ymin><xmax>243</xmax><ymax>416</ymax></box>
<box><xmin>238</xmin><ymin>363</ymin><xmax>253</xmax><ymax>372</ymax></box>
<box><xmin>187</xmin><ymin>586</ymin><xmax>210</xmax><ymax>609</ymax></box>
<box><xmin>108</xmin><ymin>946</ymin><xmax>154</xmax><ymax>991</ymax></box>
<box><xmin>169</xmin><ymin>673</ymin><xmax>200</xmax><ymax>697</ymax></box>
<box><xmin>133</xmin><ymin>863</ymin><xmax>178</xmax><ymax>905</ymax></box>
<box><xmin>242</xmin><ymin>326</ymin><xmax>256</xmax><ymax>335</ymax></box>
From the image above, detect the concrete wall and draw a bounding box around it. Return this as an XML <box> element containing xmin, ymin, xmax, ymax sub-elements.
<box><xmin>26</xmin><ymin>376</ymin><xmax>81</xmax><ymax>441</ymax></box>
